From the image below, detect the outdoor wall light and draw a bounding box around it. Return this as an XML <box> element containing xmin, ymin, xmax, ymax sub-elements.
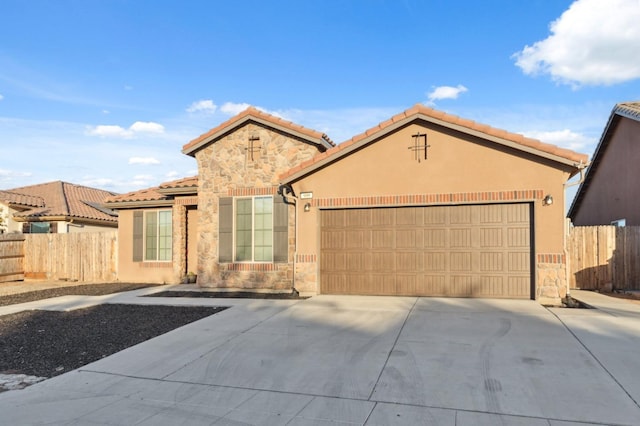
<box><xmin>543</xmin><ymin>194</ymin><xmax>553</xmax><ymax>206</ymax></box>
<box><xmin>304</xmin><ymin>203</ymin><xmax>311</xmax><ymax>212</ymax></box>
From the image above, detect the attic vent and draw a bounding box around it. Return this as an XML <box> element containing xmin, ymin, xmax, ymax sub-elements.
<box><xmin>408</xmin><ymin>132</ymin><xmax>430</xmax><ymax>163</ymax></box>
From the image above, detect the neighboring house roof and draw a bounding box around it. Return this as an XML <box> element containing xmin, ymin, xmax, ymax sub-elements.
<box><xmin>182</xmin><ymin>106</ymin><xmax>335</xmax><ymax>156</ymax></box>
<box><xmin>568</xmin><ymin>101</ymin><xmax>640</xmax><ymax>220</ymax></box>
<box><xmin>0</xmin><ymin>181</ymin><xmax>118</xmax><ymax>223</ymax></box>
<box><xmin>281</xmin><ymin>104</ymin><xmax>590</xmax><ymax>183</ymax></box>
<box><xmin>104</xmin><ymin>176</ymin><xmax>198</xmax><ymax>208</ymax></box>
<box><xmin>0</xmin><ymin>190</ymin><xmax>45</xmax><ymax>209</ymax></box>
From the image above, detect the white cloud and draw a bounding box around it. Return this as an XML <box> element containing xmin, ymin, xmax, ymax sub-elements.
<box><xmin>0</xmin><ymin>169</ymin><xmax>32</xmax><ymax>180</ymax></box>
<box><xmin>220</xmin><ymin>102</ymin><xmax>251</xmax><ymax>115</ymax></box>
<box><xmin>165</xmin><ymin>171</ymin><xmax>179</xmax><ymax>178</ymax></box>
<box><xmin>129</xmin><ymin>121</ymin><xmax>165</xmax><ymax>134</ymax></box>
<box><xmin>87</xmin><ymin>121</ymin><xmax>165</xmax><ymax>138</ymax></box>
<box><xmin>187</xmin><ymin>99</ymin><xmax>217</xmax><ymax>114</ymax></box>
<box><xmin>520</xmin><ymin>129</ymin><xmax>594</xmax><ymax>151</ymax></box>
<box><xmin>0</xmin><ymin>94</ymin><xmax>4</xmax><ymax>101</ymax></box>
<box><xmin>426</xmin><ymin>85</ymin><xmax>468</xmax><ymax>105</ymax></box>
<box><xmin>87</xmin><ymin>124</ymin><xmax>131</xmax><ymax>138</ymax></box>
<box><xmin>129</xmin><ymin>157</ymin><xmax>160</xmax><ymax>165</ymax></box>
<box><xmin>513</xmin><ymin>0</ymin><xmax>640</xmax><ymax>87</ymax></box>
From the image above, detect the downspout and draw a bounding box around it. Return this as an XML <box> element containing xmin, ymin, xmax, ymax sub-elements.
<box><xmin>278</xmin><ymin>184</ymin><xmax>298</xmax><ymax>294</ymax></box>
<box><xmin>563</xmin><ymin>161</ymin><xmax>588</xmax><ymax>298</ymax></box>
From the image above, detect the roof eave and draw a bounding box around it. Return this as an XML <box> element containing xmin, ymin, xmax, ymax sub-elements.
<box><xmin>103</xmin><ymin>199</ymin><xmax>175</xmax><ymax>209</ymax></box>
<box><xmin>157</xmin><ymin>186</ymin><xmax>198</xmax><ymax>196</ymax></box>
<box><xmin>182</xmin><ymin>115</ymin><xmax>331</xmax><ymax>157</ymax></box>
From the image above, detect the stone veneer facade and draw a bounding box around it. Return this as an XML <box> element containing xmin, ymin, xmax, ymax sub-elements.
<box><xmin>194</xmin><ymin>122</ymin><xmax>324</xmax><ymax>290</ymax></box>
<box><xmin>536</xmin><ymin>253</ymin><xmax>568</xmax><ymax>305</ymax></box>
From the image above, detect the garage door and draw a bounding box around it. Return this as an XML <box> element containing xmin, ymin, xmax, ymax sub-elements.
<box><xmin>320</xmin><ymin>203</ymin><xmax>532</xmax><ymax>298</ymax></box>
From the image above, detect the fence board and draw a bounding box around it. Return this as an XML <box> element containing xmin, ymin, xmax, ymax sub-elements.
<box><xmin>0</xmin><ymin>234</ymin><xmax>25</xmax><ymax>282</ymax></box>
<box><xmin>568</xmin><ymin>225</ymin><xmax>640</xmax><ymax>291</ymax></box>
<box><xmin>23</xmin><ymin>231</ymin><xmax>117</xmax><ymax>282</ymax></box>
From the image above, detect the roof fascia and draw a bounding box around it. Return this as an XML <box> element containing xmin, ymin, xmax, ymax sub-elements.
<box><xmin>103</xmin><ymin>199</ymin><xmax>175</xmax><ymax>209</ymax></box>
<box><xmin>157</xmin><ymin>186</ymin><xmax>197</xmax><ymax>196</ymax></box>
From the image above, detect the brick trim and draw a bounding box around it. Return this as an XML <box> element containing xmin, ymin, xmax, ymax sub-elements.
<box><xmin>222</xmin><ymin>263</ymin><xmax>279</xmax><ymax>271</ymax></box>
<box><xmin>175</xmin><ymin>196</ymin><xmax>198</xmax><ymax>206</ymax></box>
<box><xmin>537</xmin><ymin>253</ymin><xmax>566</xmax><ymax>264</ymax></box>
<box><xmin>313</xmin><ymin>190</ymin><xmax>544</xmax><ymax>208</ymax></box>
<box><xmin>228</xmin><ymin>187</ymin><xmax>279</xmax><ymax>196</ymax></box>
<box><xmin>296</xmin><ymin>254</ymin><xmax>317</xmax><ymax>263</ymax></box>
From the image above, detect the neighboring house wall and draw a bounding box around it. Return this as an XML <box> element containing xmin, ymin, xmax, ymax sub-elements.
<box><xmin>571</xmin><ymin>118</ymin><xmax>640</xmax><ymax>226</ymax></box>
<box><xmin>289</xmin><ymin>120</ymin><xmax>576</xmax><ymax>303</ymax></box>
<box><xmin>195</xmin><ymin>122</ymin><xmax>322</xmax><ymax>290</ymax></box>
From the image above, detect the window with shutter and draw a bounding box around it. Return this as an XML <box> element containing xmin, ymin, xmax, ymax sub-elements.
<box><xmin>273</xmin><ymin>195</ymin><xmax>288</xmax><ymax>263</ymax></box>
<box><xmin>133</xmin><ymin>211</ymin><xmax>143</xmax><ymax>262</ymax></box>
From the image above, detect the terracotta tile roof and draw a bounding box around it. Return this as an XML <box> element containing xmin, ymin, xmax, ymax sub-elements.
<box><xmin>158</xmin><ymin>175</ymin><xmax>198</xmax><ymax>190</ymax></box>
<box><xmin>104</xmin><ymin>176</ymin><xmax>198</xmax><ymax>204</ymax></box>
<box><xmin>281</xmin><ymin>104</ymin><xmax>590</xmax><ymax>182</ymax></box>
<box><xmin>0</xmin><ymin>190</ymin><xmax>45</xmax><ymax>208</ymax></box>
<box><xmin>2</xmin><ymin>181</ymin><xmax>118</xmax><ymax>222</ymax></box>
<box><xmin>568</xmin><ymin>101</ymin><xmax>640</xmax><ymax>219</ymax></box>
<box><xmin>182</xmin><ymin>106</ymin><xmax>334</xmax><ymax>155</ymax></box>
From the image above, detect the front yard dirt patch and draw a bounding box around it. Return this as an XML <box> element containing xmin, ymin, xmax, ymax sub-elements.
<box><xmin>0</xmin><ymin>304</ymin><xmax>225</xmax><ymax>386</ymax></box>
<box><xmin>0</xmin><ymin>283</ymin><xmax>159</xmax><ymax>307</ymax></box>
<box><xmin>146</xmin><ymin>290</ymin><xmax>307</xmax><ymax>300</ymax></box>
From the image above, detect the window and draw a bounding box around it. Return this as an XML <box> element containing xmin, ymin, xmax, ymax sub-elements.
<box><xmin>132</xmin><ymin>210</ymin><xmax>172</xmax><ymax>262</ymax></box>
<box><xmin>219</xmin><ymin>195</ymin><xmax>287</xmax><ymax>264</ymax></box>
<box><xmin>24</xmin><ymin>222</ymin><xmax>53</xmax><ymax>233</ymax></box>
<box><xmin>235</xmin><ymin>196</ymin><xmax>273</xmax><ymax>262</ymax></box>
<box><xmin>611</xmin><ymin>218</ymin><xmax>626</xmax><ymax>227</ymax></box>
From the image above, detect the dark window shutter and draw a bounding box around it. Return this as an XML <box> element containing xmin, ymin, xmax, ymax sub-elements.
<box><xmin>273</xmin><ymin>195</ymin><xmax>289</xmax><ymax>263</ymax></box>
<box><xmin>219</xmin><ymin>197</ymin><xmax>233</xmax><ymax>263</ymax></box>
<box><xmin>22</xmin><ymin>223</ymin><xmax>30</xmax><ymax>234</ymax></box>
<box><xmin>133</xmin><ymin>211</ymin><xmax>143</xmax><ymax>262</ymax></box>
<box><xmin>49</xmin><ymin>222</ymin><xmax>57</xmax><ymax>233</ymax></box>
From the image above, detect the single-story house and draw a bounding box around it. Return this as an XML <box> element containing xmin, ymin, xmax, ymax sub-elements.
<box><xmin>0</xmin><ymin>181</ymin><xmax>118</xmax><ymax>234</ymax></box>
<box><xmin>568</xmin><ymin>102</ymin><xmax>640</xmax><ymax>226</ymax></box>
<box><xmin>105</xmin><ymin>105</ymin><xmax>588</xmax><ymax>305</ymax></box>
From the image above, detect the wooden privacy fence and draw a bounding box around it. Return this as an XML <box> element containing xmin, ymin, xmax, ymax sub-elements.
<box><xmin>0</xmin><ymin>234</ymin><xmax>25</xmax><ymax>283</ymax></box>
<box><xmin>24</xmin><ymin>231</ymin><xmax>118</xmax><ymax>282</ymax></box>
<box><xmin>567</xmin><ymin>226</ymin><xmax>640</xmax><ymax>291</ymax></box>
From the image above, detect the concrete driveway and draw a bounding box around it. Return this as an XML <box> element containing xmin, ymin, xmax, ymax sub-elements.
<box><xmin>1</xmin><ymin>291</ymin><xmax>640</xmax><ymax>425</ymax></box>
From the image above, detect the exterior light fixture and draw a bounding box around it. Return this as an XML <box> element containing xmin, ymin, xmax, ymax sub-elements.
<box><xmin>304</xmin><ymin>203</ymin><xmax>311</xmax><ymax>212</ymax></box>
<box><xmin>543</xmin><ymin>194</ymin><xmax>553</xmax><ymax>206</ymax></box>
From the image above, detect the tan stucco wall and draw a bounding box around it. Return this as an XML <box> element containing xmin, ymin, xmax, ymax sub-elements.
<box><xmin>195</xmin><ymin>122</ymin><xmax>324</xmax><ymax>290</ymax></box>
<box><xmin>572</xmin><ymin>118</ymin><xmax>640</xmax><ymax>226</ymax></box>
<box><xmin>116</xmin><ymin>208</ymin><xmax>181</xmax><ymax>284</ymax></box>
<box><xmin>290</xmin><ymin>121</ymin><xmax>576</xmax><ymax>302</ymax></box>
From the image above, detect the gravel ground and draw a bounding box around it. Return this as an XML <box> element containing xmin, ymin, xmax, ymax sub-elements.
<box><xmin>0</xmin><ymin>282</ymin><xmax>159</xmax><ymax>307</ymax></box>
<box><xmin>0</xmin><ymin>304</ymin><xmax>225</xmax><ymax>384</ymax></box>
<box><xmin>0</xmin><ymin>282</ymin><xmax>226</xmax><ymax>392</ymax></box>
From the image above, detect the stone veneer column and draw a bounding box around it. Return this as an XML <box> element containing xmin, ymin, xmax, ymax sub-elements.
<box><xmin>536</xmin><ymin>254</ymin><xmax>568</xmax><ymax>306</ymax></box>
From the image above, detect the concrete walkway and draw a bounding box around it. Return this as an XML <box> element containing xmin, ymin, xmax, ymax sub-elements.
<box><xmin>1</xmin><ymin>287</ymin><xmax>640</xmax><ymax>425</ymax></box>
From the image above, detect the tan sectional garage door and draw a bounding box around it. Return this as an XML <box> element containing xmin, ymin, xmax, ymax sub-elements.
<box><xmin>320</xmin><ymin>204</ymin><xmax>532</xmax><ymax>298</ymax></box>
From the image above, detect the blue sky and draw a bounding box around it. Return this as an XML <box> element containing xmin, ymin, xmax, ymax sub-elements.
<box><xmin>1</xmin><ymin>0</ymin><xmax>639</xmax><ymax>210</ymax></box>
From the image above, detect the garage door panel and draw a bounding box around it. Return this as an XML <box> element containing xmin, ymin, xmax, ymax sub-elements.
<box><xmin>372</xmin><ymin>230</ymin><xmax>394</xmax><ymax>248</ymax></box>
<box><xmin>372</xmin><ymin>252</ymin><xmax>394</xmax><ymax>271</ymax></box>
<box><xmin>507</xmin><ymin>227</ymin><xmax>530</xmax><ymax>247</ymax></box>
<box><xmin>320</xmin><ymin>204</ymin><xmax>532</xmax><ymax>299</ymax></box>
<box><xmin>480</xmin><ymin>228</ymin><xmax>504</xmax><ymax>247</ymax></box>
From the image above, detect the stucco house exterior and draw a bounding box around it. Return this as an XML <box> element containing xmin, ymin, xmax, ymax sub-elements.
<box><xmin>105</xmin><ymin>105</ymin><xmax>588</xmax><ymax>304</ymax></box>
<box><xmin>568</xmin><ymin>102</ymin><xmax>640</xmax><ymax>226</ymax></box>
<box><xmin>0</xmin><ymin>181</ymin><xmax>118</xmax><ymax>234</ymax></box>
